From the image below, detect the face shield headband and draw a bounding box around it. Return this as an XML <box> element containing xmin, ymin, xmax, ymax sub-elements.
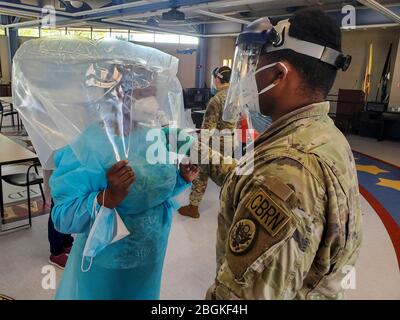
<box><xmin>266</xmin><ymin>19</ymin><xmax>352</xmax><ymax>71</ymax></box>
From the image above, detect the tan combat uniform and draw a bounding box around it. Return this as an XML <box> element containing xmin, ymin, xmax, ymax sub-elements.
<box><xmin>189</xmin><ymin>84</ymin><xmax>236</xmax><ymax>206</ymax></box>
<box><xmin>196</xmin><ymin>102</ymin><xmax>362</xmax><ymax>299</ymax></box>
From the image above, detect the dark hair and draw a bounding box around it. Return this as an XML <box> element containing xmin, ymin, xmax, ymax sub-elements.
<box><xmin>267</xmin><ymin>9</ymin><xmax>341</xmax><ymax>97</ymax></box>
<box><xmin>213</xmin><ymin>66</ymin><xmax>232</xmax><ymax>83</ymax></box>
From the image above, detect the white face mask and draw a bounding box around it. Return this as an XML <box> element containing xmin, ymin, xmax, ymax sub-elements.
<box><xmin>239</xmin><ymin>62</ymin><xmax>288</xmax><ymax>113</ymax></box>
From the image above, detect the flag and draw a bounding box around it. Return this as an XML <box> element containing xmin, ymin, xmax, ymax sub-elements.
<box><xmin>362</xmin><ymin>43</ymin><xmax>373</xmax><ymax>100</ymax></box>
<box><xmin>379</xmin><ymin>43</ymin><xmax>392</xmax><ymax>103</ymax></box>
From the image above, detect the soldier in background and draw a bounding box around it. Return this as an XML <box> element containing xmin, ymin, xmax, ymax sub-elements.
<box><xmin>189</xmin><ymin>9</ymin><xmax>361</xmax><ymax>299</ymax></box>
<box><xmin>179</xmin><ymin>66</ymin><xmax>235</xmax><ymax>219</ymax></box>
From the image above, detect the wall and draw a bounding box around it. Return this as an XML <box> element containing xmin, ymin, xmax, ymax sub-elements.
<box><xmin>331</xmin><ymin>28</ymin><xmax>400</xmax><ymax>105</ymax></box>
<box><xmin>146</xmin><ymin>42</ymin><xmax>197</xmax><ymax>89</ymax></box>
<box><xmin>205</xmin><ymin>36</ymin><xmax>236</xmax><ymax>87</ymax></box>
<box><xmin>0</xmin><ymin>36</ymin><xmax>10</xmax><ymax>84</ymax></box>
<box><xmin>389</xmin><ymin>40</ymin><xmax>400</xmax><ymax>109</ymax></box>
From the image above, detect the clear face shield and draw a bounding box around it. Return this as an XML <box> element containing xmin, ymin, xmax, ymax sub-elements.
<box><xmin>210</xmin><ymin>74</ymin><xmax>217</xmax><ymax>95</ymax></box>
<box><xmin>222</xmin><ymin>43</ymin><xmax>263</xmax><ymax>124</ymax></box>
<box><xmin>222</xmin><ymin>17</ymin><xmax>351</xmax><ymax>126</ymax></box>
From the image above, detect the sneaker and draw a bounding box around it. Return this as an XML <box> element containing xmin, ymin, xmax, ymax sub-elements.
<box><xmin>178</xmin><ymin>205</ymin><xmax>200</xmax><ymax>219</ymax></box>
<box><xmin>48</xmin><ymin>253</ymin><xmax>68</xmax><ymax>270</ymax></box>
<box><xmin>63</xmin><ymin>246</ymin><xmax>72</xmax><ymax>254</ymax></box>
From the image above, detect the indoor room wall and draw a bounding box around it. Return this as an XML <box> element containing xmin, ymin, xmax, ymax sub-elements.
<box><xmin>388</xmin><ymin>40</ymin><xmax>400</xmax><ymax>109</ymax></box>
<box><xmin>0</xmin><ymin>35</ymin><xmax>10</xmax><ymax>84</ymax></box>
<box><xmin>331</xmin><ymin>28</ymin><xmax>400</xmax><ymax>108</ymax></box>
<box><xmin>205</xmin><ymin>36</ymin><xmax>236</xmax><ymax>87</ymax></box>
<box><xmin>150</xmin><ymin>42</ymin><xmax>198</xmax><ymax>89</ymax></box>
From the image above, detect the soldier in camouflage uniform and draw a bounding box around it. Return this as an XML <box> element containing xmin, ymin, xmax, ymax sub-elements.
<box><xmin>179</xmin><ymin>66</ymin><xmax>236</xmax><ymax>219</ymax></box>
<box><xmin>189</xmin><ymin>10</ymin><xmax>362</xmax><ymax>299</ymax></box>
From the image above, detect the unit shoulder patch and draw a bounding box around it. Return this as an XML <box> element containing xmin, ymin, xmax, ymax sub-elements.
<box><xmin>229</xmin><ymin>219</ymin><xmax>257</xmax><ymax>255</ymax></box>
<box><xmin>246</xmin><ymin>188</ymin><xmax>292</xmax><ymax>237</ymax></box>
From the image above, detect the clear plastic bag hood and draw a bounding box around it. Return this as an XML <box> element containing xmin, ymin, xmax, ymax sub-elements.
<box><xmin>12</xmin><ymin>37</ymin><xmax>185</xmax><ymax>169</ymax></box>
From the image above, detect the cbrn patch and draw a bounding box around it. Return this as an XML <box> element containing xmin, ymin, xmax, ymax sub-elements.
<box><xmin>246</xmin><ymin>189</ymin><xmax>292</xmax><ymax>237</ymax></box>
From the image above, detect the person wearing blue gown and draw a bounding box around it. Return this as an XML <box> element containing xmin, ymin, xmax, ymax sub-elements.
<box><xmin>49</xmin><ymin>116</ymin><xmax>198</xmax><ymax>300</ymax></box>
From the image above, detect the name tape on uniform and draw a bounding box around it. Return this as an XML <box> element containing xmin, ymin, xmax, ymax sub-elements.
<box><xmin>246</xmin><ymin>189</ymin><xmax>291</xmax><ymax>237</ymax></box>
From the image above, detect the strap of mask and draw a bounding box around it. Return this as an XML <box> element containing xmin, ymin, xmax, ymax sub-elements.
<box><xmin>254</xmin><ymin>62</ymin><xmax>289</xmax><ymax>95</ymax></box>
<box><xmin>81</xmin><ymin>256</ymin><xmax>93</xmax><ymax>273</ymax></box>
<box><xmin>80</xmin><ymin>191</ymin><xmax>102</xmax><ymax>273</ymax></box>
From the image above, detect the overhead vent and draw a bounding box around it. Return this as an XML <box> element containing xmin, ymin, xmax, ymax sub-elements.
<box><xmin>162</xmin><ymin>8</ymin><xmax>186</xmax><ymax>21</ymax></box>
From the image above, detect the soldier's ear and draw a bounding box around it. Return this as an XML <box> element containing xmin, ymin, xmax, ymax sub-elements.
<box><xmin>273</xmin><ymin>62</ymin><xmax>289</xmax><ymax>85</ymax></box>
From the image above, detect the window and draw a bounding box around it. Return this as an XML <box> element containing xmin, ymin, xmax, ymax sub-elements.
<box><xmin>129</xmin><ymin>32</ymin><xmax>154</xmax><ymax>43</ymax></box>
<box><xmin>66</xmin><ymin>27</ymin><xmax>91</xmax><ymax>39</ymax></box>
<box><xmin>0</xmin><ymin>27</ymin><xmax>5</xmax><ymax>36</ymax></box>
<box><xmin>155</xmin><ymin>33</ymin><xmax>179</xmax><ymax>44</ymax></box>
<box><xmin>41</xmin><ymin>28</ymin><xmax>66</xmax><ymax>37</ymax></box>
<box><xmin>111</xmin><ymin>29</ymin><xmax>129</xmax><ymax>41</ymax></box>
<box><xmin>18</xmin><ymin>28</ymin><xmax>39</xmax><ymax>37</ymax></box>
<box><xmin>92</xmin><ymin>28</ymin><xmax>111</xmax><ymax>40</ymax></box>
<box><xmin>179</xmin><ymin>35</ymin><xmax>199</xmax><ymax>45</ymax></box>
<box><xmin>223</xmin><ymin>59</ymin><xmax>232</xmax><ymax>69</ymax></box>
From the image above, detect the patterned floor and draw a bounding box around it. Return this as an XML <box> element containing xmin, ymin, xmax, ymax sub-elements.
<box><xmin>353</xmin><ymin>150</ymin><xmax>400</xmax><ymax>267</ymax></box>
<box><xmin>2</xmin><ymin>198</ymin><xmax>50</xmax><ymax>224</ymax></box>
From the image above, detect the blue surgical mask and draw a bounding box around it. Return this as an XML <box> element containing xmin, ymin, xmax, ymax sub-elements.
<box><xmin>81</xmin><ymin>194</ymin><xmax>130</xmax><ymax>272</ymax></box>
<box><xmin>249</xmin><ymin>111</ymin><xmax>273</xmax><ymax>134</ymax></box>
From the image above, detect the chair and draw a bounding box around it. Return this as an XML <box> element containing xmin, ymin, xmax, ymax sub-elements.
<box><xmin>1</xmin><ymin>161</ymin><xmax>45</xmax><ymax>227</ymax></box>
<box><xmin>0</xmin><ymin>101</ymin><xmax>20</xmax><ymax>132</ymax></box>
<box><xmin>334</xmin><ymin>89</ymin><xmax>365</xmax><ymax>135</ymax></box>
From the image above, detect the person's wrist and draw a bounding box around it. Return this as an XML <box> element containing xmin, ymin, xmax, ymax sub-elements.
<box><xmin>97</xmin><ymin>188</ymin><xmax>119</xmax><ymax>209</ymax></box>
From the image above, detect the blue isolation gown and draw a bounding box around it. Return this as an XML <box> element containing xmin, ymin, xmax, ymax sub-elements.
<box><xmin>49</xmin><ymin>124</ymin><xmax>190</xmax><ymax>300</ymax></box>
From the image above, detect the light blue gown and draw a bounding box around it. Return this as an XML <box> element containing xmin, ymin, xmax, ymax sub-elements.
<box><xmin>49</xmin><ymin>124</ymin><xmax>190</xmax><ymax>300</ymax></box>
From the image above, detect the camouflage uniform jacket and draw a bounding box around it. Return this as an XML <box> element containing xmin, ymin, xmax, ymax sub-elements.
<box><xmin>205</xmin><ymin>101</ymin><xmax>362</xmax><ymax>300</ymax></box>
<box><xmin>202</xmin><ymin>84</ymin><xmax>236</xmax><ymax>132</ymax></box>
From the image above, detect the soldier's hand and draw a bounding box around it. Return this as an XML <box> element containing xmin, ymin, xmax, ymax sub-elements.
<box><xmin>98</xmin><ymin>160</ymin><xmax>136</xmax><ymax>208</ymax></box>
<box><xmin>179</xmin><ymin>161</ymin><xmax>200</xmax><ymax>183</ymax></box>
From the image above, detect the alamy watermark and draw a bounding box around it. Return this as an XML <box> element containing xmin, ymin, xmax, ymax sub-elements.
<box><xmin>341</xmin><ymin>265</ymin><xmax>357</xmax><ymax>290</ymax></box>
<box><xmin>341</xmin><ymin>5</ymin><xmax>357</xmax><ymax>29</ymax></box>
<box><xmin>41</xmin><ymin>265</ymin><xmax>56</xmax><ymax>290</ymax></box>
<box><xmin>145</xmin><ymin>128</ymin><xmax>255</xmax><ymax>176</ymax></box>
